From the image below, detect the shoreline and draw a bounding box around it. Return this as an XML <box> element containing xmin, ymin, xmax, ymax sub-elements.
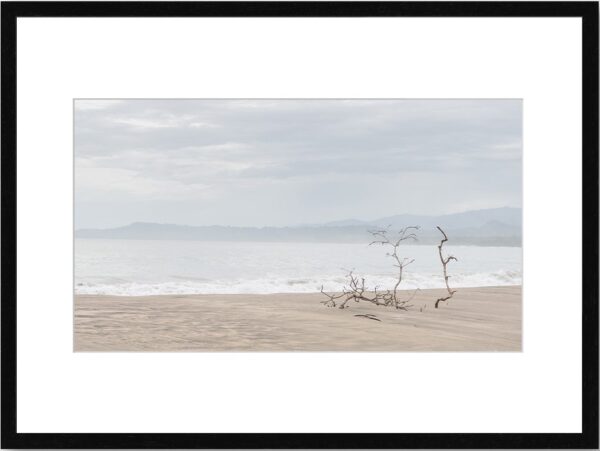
<box><xmin>75</xmin><ymin>284</ymin><xmax>519</xmax><ymax>298</ymax></box>
<box><xmin>75</xmin><ymin>285</ymin><xmax>522</xmax><ymax>352</ymax></box>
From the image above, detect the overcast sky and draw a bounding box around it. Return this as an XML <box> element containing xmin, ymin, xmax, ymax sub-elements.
<box><xmin>74</xmin><ymin>99</ymin><xmax>522</xmax><ymax>229</ymax></box>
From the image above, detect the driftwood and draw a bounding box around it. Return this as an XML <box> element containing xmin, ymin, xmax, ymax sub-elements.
<box><xmin>320</xmin><ymin>226</ymin><xmax>419</xmax><ymax>311</ymax></box>
<box><xmin>434</xmin><ymin>226</ymin><xmax>457</xmax><ymax>308</ymax></box>
<box><xmin>320</xmin><ymin>270</ymin><xmax>390</xmax><ymax>309</ymax></box>
<box><xmin>354</xmin><ymin>314</ymin><xmax>381</xmax><ymax>322</ymax></box>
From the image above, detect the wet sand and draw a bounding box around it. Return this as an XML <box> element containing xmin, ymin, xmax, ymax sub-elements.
<box><xmin>74</xmin><ymin>285</ymin><xmax>521</xmax><ymax>352</ymax></box>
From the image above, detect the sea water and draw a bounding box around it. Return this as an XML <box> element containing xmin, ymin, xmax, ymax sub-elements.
<box><xmin>74</xmin><ymin>239</ymin><xmax>522</xmax><ymax>296</ymax></box>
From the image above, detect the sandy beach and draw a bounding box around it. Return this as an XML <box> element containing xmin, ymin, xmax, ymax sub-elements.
<box><xmin>74</xmin><ymin>285</ymin><xmax>521</xmax><ymax>352</ymax></box>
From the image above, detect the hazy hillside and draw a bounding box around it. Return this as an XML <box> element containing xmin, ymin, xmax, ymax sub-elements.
<box><xmin>375</xmin><ymin>207</ymin><xmax>521</xmax><ymax>229</ymax></box>
<box><xmin>75</xmin><ymin>207</ymin><xmax>522</xmax><ymax>246</ymax></box>
<box><xmin>320</xmin><ymin>207</ymin><xmax>521</xmax><ymax>229</ymax></box>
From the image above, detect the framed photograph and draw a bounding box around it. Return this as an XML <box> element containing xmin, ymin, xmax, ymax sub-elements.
<box><xmin>2</xmin><ymin>1</ymin><xmax>598</xmax><ymax>448</ymax></box>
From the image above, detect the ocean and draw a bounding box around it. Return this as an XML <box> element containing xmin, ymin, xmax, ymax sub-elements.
<box><xmin>74</xmin><ymin>239</ymin><xmax>522</xmax><ymax>296</ymax></box>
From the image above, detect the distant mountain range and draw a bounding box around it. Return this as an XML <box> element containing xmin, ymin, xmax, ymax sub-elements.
<box><xmin>318</xmin><ymin>207</ymin><xmax>521</xmax><ymax>229</ymax></box>
<box><xmin>75</xmin><ymin>207</ymin><xmax>522</xmax><ymax>246</ymax></box>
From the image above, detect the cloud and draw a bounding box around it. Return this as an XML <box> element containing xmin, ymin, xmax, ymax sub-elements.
<box><xmin>74</xmin><ymin>99</ymin><xmax>522</xmax><ymax>228</ymax></box>
<box><xmin>111</xmin><ymin>117</ymin><xmax>182</xmax><ymax>129</ymax></box>
<box><xmin>74</xmin><ymin>99</ymin><xmax>124</xmax><ymax>111</ymax></box>
<box><xmin>76</xmin><ymin>165</ymin><xmax>210</xmax><ymax>201</ymax></box>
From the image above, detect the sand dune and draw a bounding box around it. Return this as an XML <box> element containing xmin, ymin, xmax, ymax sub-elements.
<box><xmin>74</xmin><ymin>286</ymin><xmax>521</xmax><ymax>352</ymax></box>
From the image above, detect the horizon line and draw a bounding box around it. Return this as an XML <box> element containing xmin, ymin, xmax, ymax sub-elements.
<box><xmin>75</xmin><ymin>206</ymin><xmax>522</xmax><ymax>232</ymax></box>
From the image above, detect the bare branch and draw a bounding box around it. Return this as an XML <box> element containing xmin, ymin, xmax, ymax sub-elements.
<box><xmin>322</xmin><ymin>226</ymin><xmax>421</xmax><ymax>312</ymax></box>
<box><xmin>435</xmin><ymin>226</ymin><xmax>457</xmax><ymax>309</ymax></box>
<box><xmin>319</xmin><ymin>285</ymin><xmax>346</xmax><ymax>308</ymax></box>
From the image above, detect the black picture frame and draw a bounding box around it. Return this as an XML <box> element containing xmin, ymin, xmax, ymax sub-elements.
<box><xmin>1</xmin><ymin>2</ymin><xmax>598</xmax><ymax>448</ymax></box>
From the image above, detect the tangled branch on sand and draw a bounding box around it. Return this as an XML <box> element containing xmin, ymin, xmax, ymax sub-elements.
<box><xmin>320</xmin><ymin>226</ymin><xmax>420</xmax><ymax>311</ymax></box>
<box><xmin>435</xmin><ymin>226</ymin><xmax>457</xmax><ymax>308</ymax></box>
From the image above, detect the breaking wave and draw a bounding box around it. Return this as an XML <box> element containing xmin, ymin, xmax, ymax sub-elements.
<box><xmin>75</xmin><ymin>269</ymin><xmax>521</xmax><ymax>296</ymax></box>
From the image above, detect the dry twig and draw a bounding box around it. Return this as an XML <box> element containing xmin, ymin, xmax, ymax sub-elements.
<box><xmin>354</xmin><ymin>314</ymin><xmax>381</xmax><ymax>322</ymax></box>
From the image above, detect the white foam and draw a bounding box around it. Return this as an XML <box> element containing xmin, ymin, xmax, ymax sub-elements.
<box><xmin>75</xmin><ymin>270</ymin><xmax>522</xmax><ymax>296</ymax></box>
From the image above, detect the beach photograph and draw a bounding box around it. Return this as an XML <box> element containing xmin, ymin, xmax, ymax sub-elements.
<box><xmin>74</xmin><ymin>99</ymin><xmax>522</xmax><ymax>352</ymax></box>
